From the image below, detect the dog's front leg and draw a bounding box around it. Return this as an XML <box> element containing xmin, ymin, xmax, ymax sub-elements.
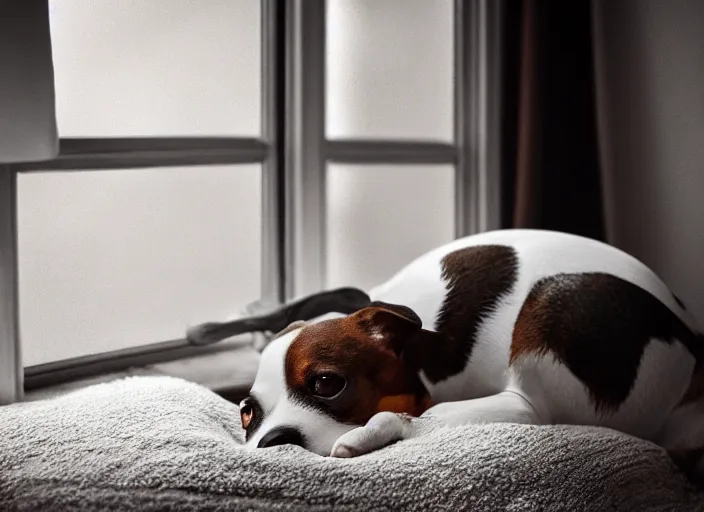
<box><xmin>330</xmin><ymin>391</ymin><xmax>541</xmax><ymax>458</ymax></box>
<box><xmin>423</xmin><ymin>390</ymin><xmax>541</xmax><ymax>427</ymax></box>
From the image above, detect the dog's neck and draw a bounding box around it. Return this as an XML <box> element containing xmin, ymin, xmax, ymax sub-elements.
<box><xmin>371</xmin><ymin>330</ymin><xmax>461</xmax><ymax>418</ymax></box>
<box><xmin>403</xmin><ymin>329</ymin><xmax>466</xmax><ymax>386</ymax></box>
<box><xmin>375</xmin><ymin>393</ymin><xmax>433</xmax><ymax>417</ymax></box>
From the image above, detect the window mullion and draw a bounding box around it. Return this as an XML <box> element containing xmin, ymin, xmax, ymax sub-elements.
<box><xmin>455</xmin><ymin>0</ymin><xmax>504</xmax><ymax>237</ymax></box>
<box><xmin>286</xmin><ymin>0</ymin><xmax>327</xmax><ymax>299</ymax></box>
<box><xmin>260</xmin><ymin>0</ymin><xmax>286</xmax><ymax>309</ymax></box>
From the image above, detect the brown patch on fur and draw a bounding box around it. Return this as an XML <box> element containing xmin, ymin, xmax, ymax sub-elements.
<box><xmin>679</xmin><ymin>366</ymin><xmax>704</xmax><ymax>407</ymax></box>
<box><xmin>411</xmin><ymin>245</ymin><xmax>518</xmax><ymax>383</ymax></box>
<box><xmin>678</xmin><ymin>331</ymin><xmax>704</xmax><ymax>406</ymax></box>
<box><xmin>510</xmin><ymin>272</ymin><xmax>701</xmax><ymax>412</ymax></box>
<box><xmin>375</xmin><ymin>394</ymin><xmax>430</xmax><ymax>417</ymax></box>
<box><xmin>284</xmin><ymin>304</ymin><xmax>430</xmax><ymax>426</ymax></box>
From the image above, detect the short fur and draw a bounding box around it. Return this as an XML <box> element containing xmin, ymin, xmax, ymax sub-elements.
<box><xmin>225</xmin><ymin>229</ymin><xmax>704</xmax><ymax>484</ymax></box>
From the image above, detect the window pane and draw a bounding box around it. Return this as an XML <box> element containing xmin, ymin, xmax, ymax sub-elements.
<box><xmin>326</xmin><ymin>0</ymin><xmax>454</xmax><ymax>141</ymax></box>
<box><xmin>49</xmin><ymin>0</ymin><xmax>260</xmax><ymax>137</ymax></box>
<box><xmin>326</xmin><ymin>164</ymin><xmax>455</xmax><ymax>291</ymax></box>
<box><xmin>18</xmin><ymin>165</ymin><xmax>261</xmax><ymax>366</ymax></box>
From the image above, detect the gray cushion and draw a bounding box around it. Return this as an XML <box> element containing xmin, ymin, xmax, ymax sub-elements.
<box><xmin>1</xmin><ymin>376</ymin><xmax>702</xmax><ymax>511</ymax></box>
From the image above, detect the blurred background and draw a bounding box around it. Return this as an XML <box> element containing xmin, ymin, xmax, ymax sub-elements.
<box><xmin>1</xmin><ymin>0</ymin><xmax>703</xmax><ymax>402</ymax></box>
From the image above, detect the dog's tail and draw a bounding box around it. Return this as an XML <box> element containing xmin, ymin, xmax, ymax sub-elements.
<box><xmin>186</xmin><ymin>287</ymin><xmax>371</xmax><ymax>346</ymax></box>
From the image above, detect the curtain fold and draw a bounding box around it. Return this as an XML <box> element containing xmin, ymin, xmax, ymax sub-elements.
<box><xmin>502</xmin><ymin>0</ymin><xmax>605</xmax><ymax>242</ymax></box>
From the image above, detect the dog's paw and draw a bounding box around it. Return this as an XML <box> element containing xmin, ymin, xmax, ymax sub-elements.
<box><xmin>330</xmin><ymin>412</ymin><xmax>444</xmax><ymax>458</ymax></box>
<box><xmin>330</xmin><ymin>412</ymin><xmax>409</xmax><ymax>458</ymax></box>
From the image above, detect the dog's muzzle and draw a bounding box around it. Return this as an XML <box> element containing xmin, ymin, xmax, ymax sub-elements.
<box><xmin>257</xmin><ymin>426</ymin><xmax>305</xmax><ymax>449</ymax></box>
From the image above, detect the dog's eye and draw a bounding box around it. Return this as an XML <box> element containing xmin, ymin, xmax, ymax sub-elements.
<box><xmin>240</xmin><ymin>401</ymin><xmax>254</xmax><ymax>429</ymax></box>
<box><xmin>308</xmin><ymin>373</ymin><xmax>347</xmax><ymax>398</ymax></box>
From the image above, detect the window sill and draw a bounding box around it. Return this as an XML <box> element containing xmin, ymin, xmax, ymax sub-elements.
<box><xmin>24</xmin><ymin>344</ymin><xmax>259</xmax><ymax>405</ymax></box>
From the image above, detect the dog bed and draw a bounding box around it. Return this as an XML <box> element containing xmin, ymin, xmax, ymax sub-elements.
<box><xmin>1</xmin><ymin>376</ymin><xmax>702</xmax><ymax>511</ymax></box>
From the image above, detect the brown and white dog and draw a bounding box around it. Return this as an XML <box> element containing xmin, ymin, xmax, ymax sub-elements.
<box><xmin>188</xmin><ymin>229</ymin><xmax>704</xmax><ymax>481</ymax></box>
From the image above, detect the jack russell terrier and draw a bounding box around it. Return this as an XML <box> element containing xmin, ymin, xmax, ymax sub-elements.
<box><xmin>187</xmin><ymin>229</ymin><xmax>704</xmax><ymax>482</ymax></box>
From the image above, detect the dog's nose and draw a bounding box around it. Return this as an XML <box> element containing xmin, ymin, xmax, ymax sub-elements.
<box><xmin>257</xmin><ymin>426</ymin><xmax>304</xmax><ymax>448</ymax></box>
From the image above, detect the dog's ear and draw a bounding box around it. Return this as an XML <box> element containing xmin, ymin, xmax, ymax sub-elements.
<box><xmin>352</xmin><ymin>301</ymin><xmax>422</xmax><ymax>355</ymax></box>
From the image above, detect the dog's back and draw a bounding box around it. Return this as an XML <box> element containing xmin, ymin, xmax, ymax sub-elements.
<box><xmin>368</xmin><ymin>229</ymin><xmax>704</xmax><ymax>482</ymax></box>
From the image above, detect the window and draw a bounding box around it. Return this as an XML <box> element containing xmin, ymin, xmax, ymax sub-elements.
<box><xmin>326</xmin><ymin>0</ymin><xmax>454</xmax><ymax>141</ymax></box>
<box><xmin>49</xmin><ymin>0</ymin><xmax>261</xmax><ymax>137</ymax></box>
<box><xmin>286</xmin><ymin>0</ymin><xmax>503</xmax><ymax>297</ymax></box>
<box><xmin>18</xmin><ymin>165</ymin><xmax>262</xmax><ymax>365</ymax></box>
<box><xmin>0</xmin><ymin>0</ymin><xmax>503</xmax><ymax>404</ymax></box>
<box><xmin>326</xmin><ymin>164</ymin><xmax>455</xmax><ymax>290</ymax></box>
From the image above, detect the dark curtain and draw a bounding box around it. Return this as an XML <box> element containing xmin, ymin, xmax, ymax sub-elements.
<box><xmin>501</xmin><ymin>0</ymin><xmax>605</xmax><ymax>242</ymax></box>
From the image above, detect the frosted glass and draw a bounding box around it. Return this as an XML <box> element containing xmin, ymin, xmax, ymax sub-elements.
<box><xmin>49</xmin><ymin>0</ymin><xmax>260</xmax><ymax>136</ymax></box>
<box><xmin>18</xmin><ymin>165</ymin><xmax>261</xmax><ymax>365</ymax></box>
<box><xmin>326</xmin><ymin>164</ymin><xmax>455</xmax><ymax>291</ymax></box>
<box><xmin>326</xmin><ymin>0</ymin><xmax>454</xmax><ymax>141</ymax></box>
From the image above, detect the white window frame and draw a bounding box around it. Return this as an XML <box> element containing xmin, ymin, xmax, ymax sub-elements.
<box><xmin>285</xmin><ymin>0</ymin><xmax>504</xmax><ymax>297</ymax></box>
<box><xmin>0</xmin><ymin>0</ymin><xmax>503</xmax><ymax>404</ymax></box>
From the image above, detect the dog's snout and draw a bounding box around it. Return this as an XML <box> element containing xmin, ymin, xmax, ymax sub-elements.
<box><xmin>257</xmin><ymin>427</ymin><xmax>304</xmax><ymax>449</ymax></box>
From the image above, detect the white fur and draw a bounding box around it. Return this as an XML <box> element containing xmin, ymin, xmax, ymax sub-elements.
<box><xmin>246</xmin><ymin>329</ymin><xmax>355</xmax><ymax>455</ymax></box>
<box><xmin>248</xmin><ymin>229</ymin><xmax>703</xmax><ymax>464</ymax></box>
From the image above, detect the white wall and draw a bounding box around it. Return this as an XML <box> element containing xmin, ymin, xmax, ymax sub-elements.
<box><xmin>594</xmin><ymin>0</ymin><xmax>704</xmax><ymax>324</ymax></box>
<box><xmin>20</xmin><ymin>0</ymin><xmax>456</xmax><ymax>365</ymax></box>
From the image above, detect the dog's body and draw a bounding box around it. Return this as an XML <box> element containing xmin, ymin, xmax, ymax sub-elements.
<box><xmin>364</xmin><ymin>229</ymin><xmax>701</xmax><ymax>434</ymax></box>
<box><xmin>190</xmin><ymin>229</ymin><xmax>704</xmax><ymax>481</ymax></box>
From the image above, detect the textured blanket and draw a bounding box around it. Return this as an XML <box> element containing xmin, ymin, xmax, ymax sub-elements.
<box><xmin>1</xmin><ymin>376</ymin><xmax>702</xmax><ymax>511</ymax></box>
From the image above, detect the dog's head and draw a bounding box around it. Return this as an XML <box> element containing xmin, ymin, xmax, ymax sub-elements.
<box><xmin>240</xmin><ymin>302</ymin><xmax>431</xmax><ymax>455</ymax></box>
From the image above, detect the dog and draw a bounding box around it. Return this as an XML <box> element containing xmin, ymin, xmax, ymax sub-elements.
<box><xmin>188</xmin><ymin>229</ymin><xmax>704</xmax><ymax>481</ymax></box>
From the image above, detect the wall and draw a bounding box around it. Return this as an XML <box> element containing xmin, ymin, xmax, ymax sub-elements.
<box><xmin>594</xmin><ymin>0</ymin><xmax>704</xmax><ymax>324</ymax></box>
<box><xmin>19</xmin><ymin>1</ymin><xmax>456</xmax><ymax>365</ymax></box>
